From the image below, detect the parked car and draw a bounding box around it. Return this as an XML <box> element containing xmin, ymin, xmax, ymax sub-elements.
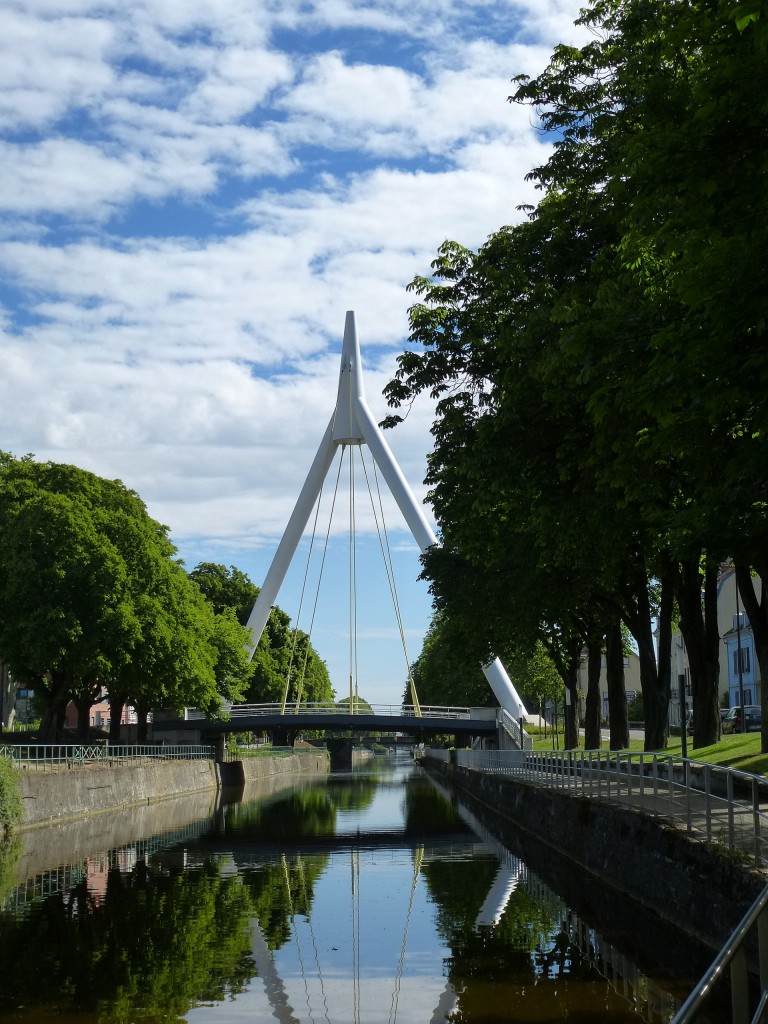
<box><xmin>722</xmin><ymin>705</ymin><xmax>762</xmax><ymax>733</ymax></box>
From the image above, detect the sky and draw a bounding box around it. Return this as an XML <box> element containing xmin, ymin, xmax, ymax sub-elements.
<box><xmin>0</xmin><ymin>0</ymin><xmax>586</xmax><ymax>707</ymax></box>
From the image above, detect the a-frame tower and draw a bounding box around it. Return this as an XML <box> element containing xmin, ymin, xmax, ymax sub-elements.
<box><xmin>245</xmin><ymin>311</ymin><xmax>527</xmax><ymax>718</ymax></box>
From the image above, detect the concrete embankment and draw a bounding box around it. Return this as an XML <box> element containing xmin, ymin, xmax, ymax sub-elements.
<box><xmin>17</xmin><ymin>751</ymin><xmax>330</xmax><ymax>829</ymax></box>
<box><xmin>423</xmin><ymin>756</ymin><xmax>767</xmax><ymax>954</ymax></box>
<box><xmin>14</xmin><ymin>767</ymin><xmax>331</xmax><ymax>885</ymax></box>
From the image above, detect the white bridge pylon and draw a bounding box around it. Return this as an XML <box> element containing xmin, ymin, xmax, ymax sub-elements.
<box><xmin>245</xmin><ymin>311</ymin><xmax>527</xmax><ymax>718</ymax></box>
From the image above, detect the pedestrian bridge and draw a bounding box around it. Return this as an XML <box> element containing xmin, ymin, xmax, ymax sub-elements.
<box><xmin>157</xmin><ymin>702</ymin><xmax>506</xmax><ymax>740</ymax></box>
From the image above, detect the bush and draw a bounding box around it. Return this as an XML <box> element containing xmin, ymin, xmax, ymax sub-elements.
<box><xmin>0</xmin><ymin>757</ymin><xmax>23</xmax><ymax>833</ymax></box>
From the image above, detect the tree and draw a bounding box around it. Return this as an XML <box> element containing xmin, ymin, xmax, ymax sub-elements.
<box><xmin>188</xmin><ymin>563</ymin><xmax>260</xmax><ymax>625</ymax></box>
<box><xmin>189</xmin><ymin>562</ymin><xmax>335</xmax><ymax>708</ymax></box>
<box><xmin>0</xmin><ymin>456</ymin><xmax>252</xmax><ymax>740</ymax></box>
<box><xmin>384</xmin><ymin>0</ymin><xmax>768</xmax><ymax>751</ymax></box>
<box><xmin>0</xmin><ymin>457</ymin><xmax>143</xmax><ymax>739</ymax></box>
<box><xmin>408</xmin><ymin>608</ymin><xmax>495</xmax><ymax>709</ymax></box>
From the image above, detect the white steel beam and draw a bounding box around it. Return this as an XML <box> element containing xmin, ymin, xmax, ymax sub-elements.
<box><xmin>245</xmin><ymin>310</ymin><xmax>527</xmax><ymax>717</ymax></box>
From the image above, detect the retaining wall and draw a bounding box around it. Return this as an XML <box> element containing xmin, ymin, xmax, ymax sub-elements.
<box><xmin>424</xmin><ymin>756</ymin><xmax>767</xmax><ymax>953</ymax></box>
<box><xmin>17</xmin><ymin>751</ymin><xmax>330</xmax><ymax>829</ymax></box>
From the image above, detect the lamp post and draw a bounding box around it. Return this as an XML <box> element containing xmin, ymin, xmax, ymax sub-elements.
<box><xmin>736</xmin><ymin>581</ymin><xmax>746</xmax><ymax>732</ymax></box>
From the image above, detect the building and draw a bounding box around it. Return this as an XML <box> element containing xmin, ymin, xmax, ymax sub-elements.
<box><xmin>575</xmin><ymin>649</ymin><xmax>643</xmax><ymax>722</ymax></box>
<box><xmin>668</xmin><ymin>566</ymin><xmax>762</xmax><ymax>727</ymax></box>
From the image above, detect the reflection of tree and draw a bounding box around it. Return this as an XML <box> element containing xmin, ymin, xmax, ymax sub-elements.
<box><xmin>228</xmin><ymin>788</ymin><xmax>337</xmax><ymax>841</ymax></box>
<box><xmin>422</xmin><ymin>856</ymin><xmax>644</xmax><ymax>1023</ymax></box>
<box><xmin>243</xmin><ymin>854</ymin><xmax>328</xmax><ymax>951</ymax></box>
<box><xmin>0</xmin><ymin>859</ymin><xmax>254</xmax><ymax>1021</ymax></box>
<box><xmin>326</xmin><ymin>776</ymin><xmax>377</xmax><ymax>812</ymax></box>
<box><xmin>403</xmin><ymin>776</ymin><xmax>469</xmax><ymax>836</ymax></box>
<box><xmin>0</xmin><ymin>834</ymin><xmax>21</xmax><ymax>905</ymax></box>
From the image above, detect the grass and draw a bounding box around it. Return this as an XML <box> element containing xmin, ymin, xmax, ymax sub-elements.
<box><xmin>530</xmin><ymin>730</ymin><xmax>768</xmax><ymax>778</ymax></box>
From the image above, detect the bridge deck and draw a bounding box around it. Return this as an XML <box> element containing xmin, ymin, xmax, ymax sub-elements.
<box><xmin>155</xmin><ymin>703</ymin><xmax>500</xmax><ymax>737</ymax></box>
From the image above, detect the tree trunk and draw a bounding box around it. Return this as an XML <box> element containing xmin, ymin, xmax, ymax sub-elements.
<box><xmin>584</xmin><ymin>636</ymin><xmax>602</xmax><ymax>750</ymax></box>
<box><xmin>74</xmin><ymin>697</ymin><xmax>91</xmax><ymax>740</ymax></box>
<box><xmin>627</xmin><ymin>564</ymin><xmax>672</xmax><ymax>751</ymax></box>
<box><xmin>38</xmin><ymin>669</ymin><xmax>71</xmax><ymax>742</ymax></box>
<box><xmin>108</xmin><ymin>692</ymin><xmax>127</xmax><ymax>745</ymax></box>
<box><xmin>136</xmin><ymin>701</ymin><xmax>150</xmax><ymax>743</ymax></box>
<box><xmin>674</xmin><ymin>555</ymin><xmax>720</xmax><ymax>748</ymax></box>
<box><xmin>606</xmin><ymin>618</ymin><xmax>628</xmax><ymax>750</ymax></box>
<box><xmin>734</xmin><ymin>557</ymin><xmax>768</xmax><ymax>753</ymax></box>
<box><xmin>563</xmin><ymin>640</ymin><xmax>581</xmax><ymax>750</ymax></box>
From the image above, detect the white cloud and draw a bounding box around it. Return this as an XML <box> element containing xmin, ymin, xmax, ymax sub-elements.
<box><xmin>0</xmin><ymin>0</ymin><xmax>586</xmax><ymax>697</ymax></box>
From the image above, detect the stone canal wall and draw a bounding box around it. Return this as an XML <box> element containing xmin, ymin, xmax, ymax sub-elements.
<box><xmin>424</xmin><ymin>756</ymin><xmax>766</xmax><ymax>953</ymax></box>
<box><xmin>17</xmin><ymin>751</ymin><xmax>330</xmax><ymax>829</ymax></box>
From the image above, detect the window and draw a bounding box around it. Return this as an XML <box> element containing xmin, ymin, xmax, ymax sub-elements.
<box><xmin>733</xmin><ymin>647</ymin><xmax>751</xmax><ymax>675</ymax></box>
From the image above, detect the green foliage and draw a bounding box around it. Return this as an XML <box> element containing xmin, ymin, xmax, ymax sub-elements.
<box><xmin>0</xmin><ymin>859</ymin><xmax>255</xmax><ymax>1017</ymax></box>
<box><xmin>0</xmin><ymin>834</ymin><xmax>22</xmax><ymax>902</ymax></box>
<box><xmin>190</xmin><ymin>563</ymin><xmax>335</xmax><ymax>707</ymax></box>
<box><xmin>0</xmin><ymin>758</ymin><xmax>22</xmax><ymax>833</ymax></box>
<box><xmin>409</xmin><ymin>608</ymin><xmax>493</xmax><ymax>708</ymax></box>
<box><xmin>188</xmin><ymin>562</ymin><xmax>260</xmax><ymax>625</ymax></box>
<box><xmin>626</xmin><ymin>692</ymin><xmax>644</xmax><ymax>721</ymax></box>
<box><xmin>0</xmin><ymin>457</ymin><xmax>258</xmax><ymax>738</ymax></box>
<box><xmin>385</xmin><ymin>0</ymin><xmax>768</xmax><ymax>751</ymax></box>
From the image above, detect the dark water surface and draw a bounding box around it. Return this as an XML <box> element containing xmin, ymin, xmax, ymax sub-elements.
<box><xmin>0</xmin><ymin>754</ymin><xmax>703</xmax><ymax>1022</ymax></box>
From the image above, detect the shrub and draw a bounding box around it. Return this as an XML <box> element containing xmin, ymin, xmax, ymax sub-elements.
<box><xmin>0</xmin><ymin>757</ymin><xmax>23</xmax><ymax>833</ymax></box>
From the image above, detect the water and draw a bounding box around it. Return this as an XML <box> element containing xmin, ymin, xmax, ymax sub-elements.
<box><xmin>0</xmin><ymin>754</ymin><xmax>706</xmax><ymax>1022</ymax></box>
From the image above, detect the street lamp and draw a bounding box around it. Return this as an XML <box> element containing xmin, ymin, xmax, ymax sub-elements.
<box><xmin>736</xmin><ymin>579</ymin><xmax>746</xmax><ymax>733</ymax></box>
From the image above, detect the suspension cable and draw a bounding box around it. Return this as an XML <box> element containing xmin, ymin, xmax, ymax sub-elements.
<box><xmin>348</xmin><ymin>445</ymin><xmax>360</xmax><ymax>714</ymax></box>
<box><xmin>281</xmin><ymin>478</ymin><xmax>327</xmax><ymax>712</ymax></box>
<box><xmin>283</xmin><ymin>449</ymin><xmax>346</xmax><ymax>711</ymax></box>
<box><xmin>358</xmin><ymin>449</ymin><xmax>422</xmax><ymax>715</ymax></box>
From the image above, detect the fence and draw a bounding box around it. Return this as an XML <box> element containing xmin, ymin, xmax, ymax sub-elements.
<box><xmin>443</xmin><ymin>747</ymin><xmax>768</xmax><ymax>866</ymax></box>
<box><xmin>0</xmin><ymin>743</ymin><xmax>215</xmax><ymax>770</ymax></box>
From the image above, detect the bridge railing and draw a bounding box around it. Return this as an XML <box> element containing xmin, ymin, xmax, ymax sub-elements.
<box><xmin>183</xmin><ymin>702</ymin><xmax>497</xmax><ymax>722</ymax></box>
<box><xmin>0</xmin><ymin>744</ymin><xmax>215</xmax><ymax>771</ymax></box>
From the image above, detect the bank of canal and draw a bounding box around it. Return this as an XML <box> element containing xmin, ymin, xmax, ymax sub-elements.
<box><xmin>0</xmin><ymin>752</ymin><xmax>721</xmax><ymax>1022</ymax></box>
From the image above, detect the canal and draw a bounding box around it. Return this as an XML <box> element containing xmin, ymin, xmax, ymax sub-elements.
<box><xmin>0</xmin><ymin>753</ymin><xmax>711</xmax><ymax>1022</ymax></box>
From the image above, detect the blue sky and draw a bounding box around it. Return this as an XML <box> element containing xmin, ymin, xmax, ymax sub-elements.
<box><xmin>0</xmin><ymin>0</ymin><xmax>585</xmax><ymax>706</ymax></box>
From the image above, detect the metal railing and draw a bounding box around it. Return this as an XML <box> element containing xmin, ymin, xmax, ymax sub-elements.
<box><xmin>0</xmin><ymin>743</ymin><xmax>215</xmax><ymax>770</ymax></box>
<box><xmin>222</xmin><ymin>744</ymin><xmax>330</xmax><ymax>762</ymax></box>
<box><xmin>444</xmin><ymin>747</ymin><xmax>768</xmax><ymax>866</ymax></box>
<box><xmin>498</xmin><ymin>707</ymin><xmax>533</xmax><ymax>750</ymax></box>
<box><xmin>671</xmin><ymin>883</ymin><xmax>768</xmax><ymax>1024</ymax></box>
<box><xmin>183</xmin><ymin>702</ymin><xmax>497</xmax><ymax>722</ymax></box>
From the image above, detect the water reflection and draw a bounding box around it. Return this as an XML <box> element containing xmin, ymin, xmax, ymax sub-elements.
<box><xmin>0</xmin><ymin>754</ymin><xmax>695</xmax><ymax>1022</ymax></box>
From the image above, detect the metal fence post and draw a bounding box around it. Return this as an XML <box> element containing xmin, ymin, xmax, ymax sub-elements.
<box><xmin>704</xmin><ymin>764</ymin><xmax>712</xmax><ymax>842</ymax></box>
<box><xmin>652</xmin><ymin>755</ymin><xmax>658</xmax><ymax>815</ymax></box>
<box><xmin>753</xmin><ymin>776</ymin><xmax>762</xmax><ymax>867</ymax></box>
<box><xmin>728</xmin><ymin>771</ymin><xmax>735</xmax><ymax>853</ymax></box>
<box><xmin>730</xmin><ymin>945</ymin><xmax>750</xmax><ymax>1024</ymax></box>
<box><xmin>685</xmin><ymin>760</ymin><xmax>692</xmax><ymax>833</ymax></box>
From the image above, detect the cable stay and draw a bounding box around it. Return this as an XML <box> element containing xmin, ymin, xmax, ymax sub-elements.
<box><xmin>359</xmin><ymin>447</ymin><xmax>422</xmax><ymax>715</ymax></box>
<box><xmin>281</xmin><ymin>453</ymin><xmax>345</xmax><ymax>714</ymax></box>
